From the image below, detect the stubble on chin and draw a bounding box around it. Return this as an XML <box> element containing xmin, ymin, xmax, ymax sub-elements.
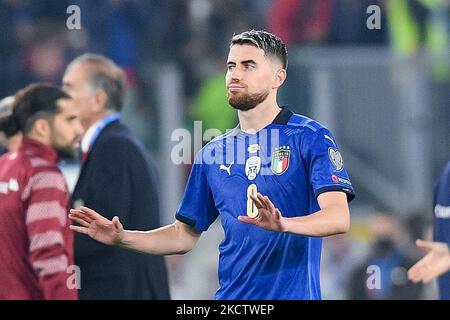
<box><xmin>228</xmin><ymin>90</ymin><xmax>269</xmax><ymax>111</ymax></box>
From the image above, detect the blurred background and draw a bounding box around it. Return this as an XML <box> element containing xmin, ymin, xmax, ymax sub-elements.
<box><xmin>0</xmin><ymin>0</ymin><xmax>449</xmax><ymax>299</ymax></box>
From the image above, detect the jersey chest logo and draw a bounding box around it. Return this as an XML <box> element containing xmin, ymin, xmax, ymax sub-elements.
<box><xmin>219</xmin><ymin>161</ymin><xmax>234</xmax><ymax>175</ymax></box>
<box><xmin>245</xmin><ymin>156</ymin><xmax>261</xmax><ymax>181</ymax></box>
<box><xmin>271</xmin><ymin>146</ymin><xmax>291</xmax><ymax>175</ymax></box>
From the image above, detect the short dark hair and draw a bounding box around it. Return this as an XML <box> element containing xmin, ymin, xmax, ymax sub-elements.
<box><xmin>230</xmin><ymin>30</ymin><xmax>288</xmax><ymax>69</ymax></box>
<box><xmin>68</xmin><ymin>53</ymin><xmax>126</xmax><ymax>112</ymax></box>
<box><xmin>1</xmin><ymin>84</ymin><xmax>70</xmax><ymax>135</ymax></box>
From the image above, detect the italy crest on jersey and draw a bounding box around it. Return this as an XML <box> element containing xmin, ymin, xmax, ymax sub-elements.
<box><xmin>271</xmin><ymin>146</ymin><xmax>290</xmax><ymax>175</ymax></box>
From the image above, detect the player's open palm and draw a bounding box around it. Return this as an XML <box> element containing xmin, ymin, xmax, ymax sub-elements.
<box><xmin>408</xmin><ymin>239</ymin><xmax>450</xmax><ymax>283</ymax></box>
<box><xmin>238</xmin><ymin>193</ymin><xmax>286</xmax><ymax>232</ymax></box>
<box><xmin>69</xmin><ymin>206</ymin><xmax>124</xmax><ymax>245</ymax></box>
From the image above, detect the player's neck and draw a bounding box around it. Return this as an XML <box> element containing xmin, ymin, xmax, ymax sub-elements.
<box><xmin>85</xmin><ymin>110</ymin><xmax>115</xmax><ymax>131</ymax></box>
<box><xmin>26</xmin><ymin>131</ymin><xmax>50</xmax><ymax>149</ymax></box>
<box><xmin>238</xmin><ymin>101</ymin><xmax>281</xmax><ymax>134</ymax></box>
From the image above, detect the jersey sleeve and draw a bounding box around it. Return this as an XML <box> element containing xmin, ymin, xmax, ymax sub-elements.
<box><xmin>175</xmin><ymin>152</ymin><xmax>219</xmax><ymax>232</ymax></box>
<box><xmin>301</xmin><ymin>127</ymin><xmax>355</xmax><ymax>202</ymax></box>
<box><xmin>25</xmin><ymin>168</ymin><xmax>78</xmax><ymax>300</ymax></box>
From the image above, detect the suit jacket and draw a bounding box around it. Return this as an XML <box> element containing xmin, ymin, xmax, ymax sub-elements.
<box><xmin>72</xmin><ymin>120</ymin><xmax>171</xmax><ymax>299</ymax></box>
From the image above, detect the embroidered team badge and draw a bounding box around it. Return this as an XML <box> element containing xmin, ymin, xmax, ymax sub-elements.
<box><xmin>245</xmin><ymin>156</ymin><xmax>261</xmax><ymax>181</ymax></box>
<box><xmin>271</xmin><ymin>146</ymin><xmax>290</xmax><ymax>175</ymax></box>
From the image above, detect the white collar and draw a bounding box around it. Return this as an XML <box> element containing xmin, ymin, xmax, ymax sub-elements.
<box><xmin>81</xmin><ymin>118</ymin><xmax>104</xmax><ymax>153</ymax></box>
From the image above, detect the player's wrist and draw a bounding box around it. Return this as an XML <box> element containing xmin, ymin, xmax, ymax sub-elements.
<box><xmin>115</xmin><ymin>230</ymin><xmax>128</xmax><ymax>247</ymax></box>
<box><xmin>279</xmin><ymin>217</ymin><xmax>290</xmax><ymax>233</ymax></box>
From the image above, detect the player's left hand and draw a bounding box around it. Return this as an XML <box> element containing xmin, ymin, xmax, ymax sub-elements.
<box><xmin>238</xmin><ymin>193</ymin><xmax>287</xmax><ymax>232</ymax></box>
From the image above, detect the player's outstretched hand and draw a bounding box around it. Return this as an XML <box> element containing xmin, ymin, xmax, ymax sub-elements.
<box><xmin>238</xmin><ymin>193</ymin><xmax>286</xmax><ymax>232</ymax></box>
<box><xmin>408</xmin><ymin>239</ymin><xmax>450</xmax><ymax>283</ymax></box>
<box><xmin>69</xmin><ymin>206</ymin><xmax>124</xmax><ymax>245</ymax></box>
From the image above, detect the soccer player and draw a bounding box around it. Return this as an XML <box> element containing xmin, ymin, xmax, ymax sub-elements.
<box><xmin>69</xmin><ymin>30</ymin><xmax>355</xmax><ymax>300</ymax></box>
<box><xmin>408</xmin><ymin>161</ymin><xmax>450</xmax><ymax>299</ymax></box>
<box><xmin>0</xmin><ymin>84</ymin><xmax>83</xmax><ymax>299</ymax></box>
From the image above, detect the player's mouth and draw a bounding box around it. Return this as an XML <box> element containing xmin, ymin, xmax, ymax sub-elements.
<box><xmin>227</xmin><ymin>84</ymin><xmax>246</xmax><ymax>93</ymax></box>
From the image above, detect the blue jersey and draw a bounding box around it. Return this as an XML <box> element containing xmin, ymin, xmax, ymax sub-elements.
<box><xmin>433</xmin><ymin>161</ymin><xmax>450</xmax><ymax>300</ymax></box>
<box><xmin>176</xmin><ymin>108</ymin><xmax>355</xmax><ymax>300</ymax></box>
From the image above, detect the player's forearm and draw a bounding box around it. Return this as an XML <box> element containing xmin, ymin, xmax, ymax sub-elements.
<box><xmin>118</xmin><ymin>223</ymin><xmax>197</xmax><ymax>255</ymax></box>
<box><xmin>282</xmin><ymin>205</ymin><xmax>350</xmax><ymax>237</ymax></box>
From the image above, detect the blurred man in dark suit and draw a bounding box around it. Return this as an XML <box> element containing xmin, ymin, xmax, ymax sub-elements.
<box><xmin>63</xmin><ymin>54</ymin><xmax>170</xmax><ymax>300</ymax></box>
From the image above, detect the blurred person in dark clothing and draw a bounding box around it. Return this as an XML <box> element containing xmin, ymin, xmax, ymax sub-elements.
<box><xmin>0</xmin><ymin>96</ymin><xmax>22</xmax><ymax>155</ymax></box>
<box><xmin>0</xmin><ymin>1</ymin><xmax>70</xmax><ymax>96</ymax></box>
<box><xmin>348</xmin><ymin>214</ymin><xmax>423</xmax><ymax>299</ymax></box>
<box><xmin>63</xmin><ymin>53</ymin><xmax>170</xmax><ymax>300</ymax></box>
<box><xmin>327</xmin><ymin>0</ymin><xmax>387</xmax><ymax>45</ymax></box>
<box><xmin>409</xmin><ymin>161</ymin><xmax>450</xmax><ymax>299</ymax></box>
<box><xmin>0</xmin><ymin>144</ymin><xmax>6</xmax><ymax>156</ymax></box>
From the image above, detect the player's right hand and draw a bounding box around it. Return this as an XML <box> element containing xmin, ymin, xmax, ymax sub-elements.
<box><xmin>408</xmin><ymin>239</ymin><xmax>450</xmax><ymax>283</ymax></box>
<box><xmin>69</xmin><ymin>206</ymin><xmax>124</xmax><ymax>245</ymax></box>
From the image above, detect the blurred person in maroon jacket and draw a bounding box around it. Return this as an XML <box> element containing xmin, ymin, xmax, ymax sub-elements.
<box><xmin>0</xmin><ymin>84</ymin><xmax>83</xmax><ymax>299</ymax></box>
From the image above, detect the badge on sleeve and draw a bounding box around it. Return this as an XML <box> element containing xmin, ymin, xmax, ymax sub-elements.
<box><xmin>328</xmin><ymin>148</ymin><xmax>343</xmax><ymax>171</ymax></box>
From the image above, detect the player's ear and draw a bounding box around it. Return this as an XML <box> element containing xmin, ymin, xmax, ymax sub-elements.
<box><xmin>92</xmin><ymin>90</ymin><xmax>108</xmax><ymax>113</ymax></box>
<box><xmin>28</xmin><ymin>117</ymin><xmax>52</xmax><ymax>145</ymax></box>
<box><xmin>32</xmin><ymin>118</ymin><xmax>51</xmax><ymax>138</ymax></box>
<box><xmin>272</xmin><ymin>68</ymin><xmax>286</xmax><ymax>89</ymax></box>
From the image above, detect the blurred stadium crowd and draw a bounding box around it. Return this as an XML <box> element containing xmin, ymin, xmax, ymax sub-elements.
<box><xmin>0</xmin><ymin>0</ymin><xmax>390</xmax><ymax>129</ymax></box>
<box><xmin>0</xmin><ymin>0</ymin><xmax>449</xmax><ymax>299</ymax></box>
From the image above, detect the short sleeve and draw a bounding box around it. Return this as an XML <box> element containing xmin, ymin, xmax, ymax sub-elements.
<box><xmin>301</xmin><ymin>127</ymin><xmax>355</xmax><ymax>202</ymax></box>
<box><xmin>176</xmin><ymin>152</ymin><xmax>219</xmax><ymax>232</ymax></box>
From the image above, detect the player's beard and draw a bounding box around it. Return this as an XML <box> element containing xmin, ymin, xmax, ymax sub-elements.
<box><xmin>51</xmin><ymin>134</ymin><xmax>78</xmax><ymax>159</ymax></box>
<box><xmin>54</xmin><ymin>147</ymin><xmax>75</xmax><ymax>159</ymax></box>
<box><xmin>228</xmin><ymin>89</ymin><xmax>270</xmax><ymax>111</ymax></box>
<box><xmin>54</xmin><ymin>144</ymin><xmax>76</xmax><ymax>159</ymax></box>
